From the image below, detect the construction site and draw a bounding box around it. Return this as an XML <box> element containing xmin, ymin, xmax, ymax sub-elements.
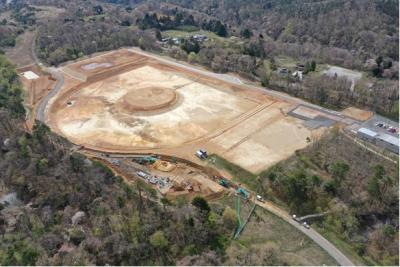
<box><xmin>45</xmin><ymin>49</ymin><xmax>329</xmax><ymax>179</ymax></box>
<box><xmin>92</xmin><ymin>154</ymin><xmax>227</xmax><ymax>201</ymax></box>
<box><xmin>18</xmin><ymin>64</ymin><xmax>56</xmax><ymax>109</ymax></box>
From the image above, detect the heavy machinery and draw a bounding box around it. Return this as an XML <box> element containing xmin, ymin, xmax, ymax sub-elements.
<box><xmin>219</xmin><ymin>178</ymin><xmax>230</xmax><ymax>188</ymax></box>
<box><xmin>234</xmin><ymin>187</ymin><xmax>255</xmax><ymax>239</ymax></box>
<box><xmin>135</xmin><ymin>156</ymin><xmax>157</xmax><ymax>165</ymax></box>
<box><xmin>236</xmin><ymin>187</ymin><xmax>249</xmax><ymax>199</ymax></box>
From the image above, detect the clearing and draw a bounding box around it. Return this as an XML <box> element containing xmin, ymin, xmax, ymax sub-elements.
<box><xmin>46</xmin><ymin>49</ymin><xmax>330</xmax><ymax>173</ymax></box>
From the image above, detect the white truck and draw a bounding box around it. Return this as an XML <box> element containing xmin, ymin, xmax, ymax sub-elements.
<box><xmin>195</xmin><ymin>149</ymin><xmax>208</xmax><ymax>159</ymax></box>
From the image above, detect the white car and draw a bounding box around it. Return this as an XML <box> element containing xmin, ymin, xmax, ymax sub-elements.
<box><xmin>256</xmin><ymin>195</ymin><xmax>264</xmax><ymax>202</ymax></box>
<box><xmin>303</xmin><ymin>222</ymin><xmax>310</xmax><ymax>229</ymax></box>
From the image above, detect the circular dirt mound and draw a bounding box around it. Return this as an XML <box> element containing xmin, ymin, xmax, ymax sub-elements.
<box><xmin>115</xmin><ymin>87</ymin><xmax>177</xmax><ymax>113</ymax></box>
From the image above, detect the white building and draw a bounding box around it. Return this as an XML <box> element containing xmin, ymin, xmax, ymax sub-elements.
<box><xmin>357</xmin><ymin>127</ymin><xmax>378</xmax><ymax>141</ymax></box>
<box><xmin>357</xmin><ymin>127</ymin><xmax>399</xmax><ymax>154</ymax></box>
<box><xmin>376</xmin><ymin>133</ymin><xmax>399</xmax><ymax>154</ymax></box>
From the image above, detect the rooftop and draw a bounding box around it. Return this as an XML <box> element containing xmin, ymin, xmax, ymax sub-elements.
<box><xmin>22</xmin><ymin>71</ymin><xmax>39</xmax><ymax>80</ymax></box>
<box><xmin>357</xmin><ymin>127</ymin><xmax>378</xmax><ymax>137</ymax></box>
<box><xmin>376</xmin><ymin>133</ymin><xmax>399</xmax><ymax>147</ymax></box>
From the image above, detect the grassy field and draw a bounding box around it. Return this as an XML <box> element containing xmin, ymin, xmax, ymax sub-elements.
<box><xmin>275</xmin><ymin>56</ymin><xmax>298</xmax><ymax>68</ymax></box>
<box><xmin>162</xmin><ymin>29</ymin><xmax>241</xmax><ymax>48</ymax></box>
<box><xmin>213</xmin><ymin>195</ymin><xmax>337</xmax><ymax>265</ymax></box>
<box><xmin>163</xmin><ymin>29</ymin><xmax>219</xmax><ymax>39</ymax></box>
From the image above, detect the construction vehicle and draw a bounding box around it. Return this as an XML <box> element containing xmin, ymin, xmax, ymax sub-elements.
<box><xmin>236</xmin><ymin>187</ymin><xmax>249</xmax><ymax>199</ymax></box>
<box><xmin>234</xmin><ymin>190</ymin><xmax>256</xmax><ymax>239</ymax></box>
<box><xmin>219</xmin><ymin>178</ymin><xmax>230</xmax><ymax>188</ymax></box>
<box><xmin>256</xmin><ymin>195</ymin><xmax>265</xmax><ymax>202</ymax></box>
<box><xmin>135</xmin><ymin>156</ymin><xmax>157</xmax><ymax>165</ymax></box>
<box><xmin>195</xmin><ymin>149</ymin><xmax>208</xmax><ymax>159</ymax></box>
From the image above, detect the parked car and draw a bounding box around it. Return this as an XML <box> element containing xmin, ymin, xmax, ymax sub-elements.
<box><xmin>303</xmin><ymin>222</ymin><xmax>310</xmax><ymax>229</ymax></box>
<box><xmin>256</xmin><ymin>195</ymin><xmax>265</xmax><ymax>202</ymax></box>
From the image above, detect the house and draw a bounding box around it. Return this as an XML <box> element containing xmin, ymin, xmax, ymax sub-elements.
<box><xmin>292</xmin><ymin>70</ymin><xmax>303</xmax><ymax>81</ymax></box>
<box><xmin>192</xmin><ymin>34</ymin><xmax>208</xmax><ymax>42</ymax></box>
<box><xmin>171</xmin><ymin>37</ymin><xmax>180</xmax><ymax>45</ymax></box>
<box><xmin>296</xmin><ymin>63</ymin><xmax>305</xmax><ymax>71</ymax></box>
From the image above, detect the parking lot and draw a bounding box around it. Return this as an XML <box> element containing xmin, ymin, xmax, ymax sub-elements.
<box><xmin>361</xmin><ymin>114</ymin><xmax>399</xmax><ymax>137</ymax></box>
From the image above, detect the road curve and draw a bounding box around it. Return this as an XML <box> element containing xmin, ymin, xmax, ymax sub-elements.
<box><xmin>30</xmin><ymin>31</ymin><xmax>65</xmax><ymax>122</ymax></box>
<box><xmin>35</xmin><ymin>69</ymin><xmax>64</xmax><ymax>122</ymax></box>
<box><xmin>256</xmin><ymin>200</ymin><xmax>354</xmax><ymax>266</ymax></box>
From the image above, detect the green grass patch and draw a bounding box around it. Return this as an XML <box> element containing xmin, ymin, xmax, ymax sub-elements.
<box><xmin>207</xmin><ymin>154</ymin><xmax>261</xmax><ymax>192</ymax></box>
<box><xmin>163</xmin><ymin>29</ymin><xmax>214</xmax><ymax>38</ymax></box>
<box><xmin>275</xmin><ymin>56</ymin><xmax>297</xmax><ymax>68</ymax></box>
<box><xmin>175</xmin><ymin>25</ymin><xmax>199</xmax><ymax>32</ymax></box>
<box><xmin>83</xmin><ymin>14</ymin><xmax>106</xmax><ymax>22</ymax></box>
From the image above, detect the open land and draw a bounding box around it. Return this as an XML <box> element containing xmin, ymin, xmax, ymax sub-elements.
<box><xmin>47</xmin><ymin>49</ymin><xmax>329</xmax><ymax>174</ymax></box>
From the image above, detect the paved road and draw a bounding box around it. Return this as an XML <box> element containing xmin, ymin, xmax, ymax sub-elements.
<box><xmin>30</xmin><ymin>31</ymin><xmax>65</xmax><ymax>122</ymax></box>
<box><xmin>256</xmin><ymin>200</ymin><xmax>354</xmax><ymax>266</ymax></box>
<box><xmin>35</xmin><ymin>69</ymin><xmax>64</xmax><ymax>122</ymax></box>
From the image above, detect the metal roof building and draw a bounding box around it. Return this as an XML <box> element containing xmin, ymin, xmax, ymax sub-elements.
<box><xmin>376</xmin><ymin>133</ymin><xmax>399</xmax><ymax>154</ymax></box>
<box><xmin>357</xmin><ymin>127</ymin><xmax>378</xmax><ymax>140</ymax></box>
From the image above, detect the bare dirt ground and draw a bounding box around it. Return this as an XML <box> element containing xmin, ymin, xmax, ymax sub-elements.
<box><xmin>47</xmin><ymin>49</ymin><xmax>329</xmax><ymax>174</ymax></box>
<box><xmin>212</xmin><ymin>102</ymin><xmax>325</xmax><ymax>173</ymax></box>
<box><xmin>17</xmin><ymin>65</ymin><xmax>56</xmax><ymax>129</ymax></box>
<box><xmin>17</xmin><ymin>65</ymin><xmax>56</xmax><ymax>106</ymax></box>
<box><xmin>341</xmin><ymin>107</ymin><xmax>373</xmax><ymax>121</ymax></box>
<box><xmin>51</xmin><ymin>62</ymin><xmax>256</xmax><ymax>150</ymax></box>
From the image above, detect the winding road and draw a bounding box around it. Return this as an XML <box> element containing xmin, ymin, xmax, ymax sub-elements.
<box><xmin>30</xmin><ymin>31</ymin><xmax>64</xmax><ymax>123</ymax></box>
<box><xmin>32</xmin><ymin>44</ymin><xmax>356</xmax><ymax>266</ymax></box>
<box><xmin>256</xmin><ymin>200</ymin><xmax>354</xmax><ymax>266</ymax></box>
